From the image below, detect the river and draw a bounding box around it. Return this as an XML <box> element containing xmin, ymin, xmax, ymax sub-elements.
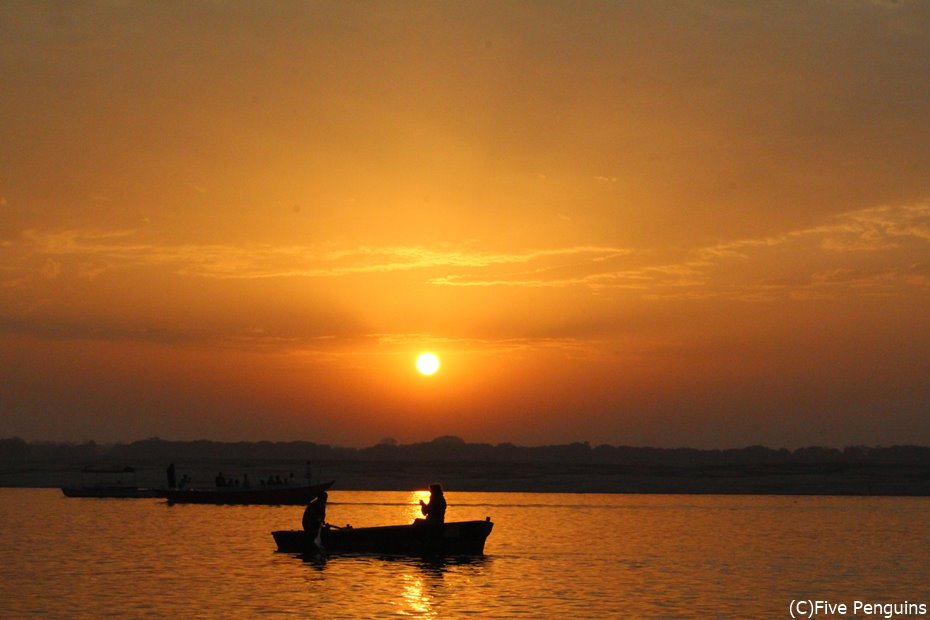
<box><xmin>1</xmin><ymin>489</ymin><xmax>928</xmax><ymax>618</ymax></box>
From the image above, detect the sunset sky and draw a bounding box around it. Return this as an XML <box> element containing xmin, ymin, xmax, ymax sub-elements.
<box><xmin>2</xmin><ymin>1</ymin><xmax>929</xmax><ymax>448</ymax></box>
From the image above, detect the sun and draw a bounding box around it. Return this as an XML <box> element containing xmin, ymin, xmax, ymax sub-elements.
<box><xmin>416</xmin><ymin>352</ymin><xmax>440</xmax><ymax>376</ymax></box>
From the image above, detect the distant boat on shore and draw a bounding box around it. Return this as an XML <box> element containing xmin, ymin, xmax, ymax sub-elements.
<box><xmin>163</xmin><ymin>480</ymin><xmax>334</xmax><ymax>505</ymax></box>
<box><xmin>61</xmin><ymin>465</ymin><xmax>162</xmax><ymax>499</ymax></box>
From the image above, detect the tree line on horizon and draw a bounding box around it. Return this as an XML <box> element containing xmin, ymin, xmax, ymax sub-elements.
<box><xmin>2</xmin><ymin>435</ymin><xmax>930</xmax><ymax>467</ymax></box>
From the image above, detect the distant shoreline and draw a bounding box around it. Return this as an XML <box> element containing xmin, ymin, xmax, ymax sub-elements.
<box><xmin>4</xmin><ymin>436</ymin><xmax>930</xmax><ymax>495</ymax></box>
<box><xmin>4</xmin><ymin>458</ymin><xmax>930</xmax><ymax>496</ymax></box>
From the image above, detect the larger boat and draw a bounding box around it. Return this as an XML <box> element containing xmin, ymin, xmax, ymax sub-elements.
<box><xmin>273</xmin><ymin>518</ymin><xmax>494</xmax><ymax>556</ymax></box>
<box><xmin>163</xmin><ymin>480</ymin><xmax>334</xmax><ymax>505</ymax></box>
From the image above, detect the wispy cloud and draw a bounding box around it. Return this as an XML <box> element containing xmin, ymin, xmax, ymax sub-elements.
<box><xmin>2</xmin><ymin>230</ymin><xmax>632</xmax><ymax>284</ymax></box>
<box><xmin>0</xmin><ymin>315</ymin><xmax>214</xmax><ymax>345</ymax></box>
<box><xmin>3</xmin><ymin>203</ymin><xmax>929</xmax><ymax>302</ymax></box>
<box><xmin>369</xmin><ymin>331</ymin><xmax>604</xmax><ymax>360</ymax></box>
<box><xmin>430</xmin><ymin>202</ymin><xmax>930</xmax><ymax>297</ymax></box>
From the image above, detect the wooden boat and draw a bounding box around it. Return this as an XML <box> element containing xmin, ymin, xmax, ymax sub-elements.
<box><xmin>272</xmin><ymin>518</ymin><xmax>494</xmax><ymax>556</ymax></box>
<box><xmin>61</xmin><ymin>486</ymin><xmax>162</xmax><ymax>498</ymax></box>
<box><xmin>61</xmin><ymin>465</ymin><xmax>162</xmax><ymax>499</ymax></box>
<box><xmin>163</xmin><ymin>480</ymin><xmax>333</xmax><ymax>505</ymax></box>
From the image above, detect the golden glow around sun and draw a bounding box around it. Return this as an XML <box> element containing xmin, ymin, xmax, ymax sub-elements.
<box><xmin>416</xmin><ymin>352</ymin><xmax>440</xmax><ymax>376</ymax></box>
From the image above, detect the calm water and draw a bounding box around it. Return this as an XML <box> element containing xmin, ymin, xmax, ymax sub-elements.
<box><xmin>1</xmin><ymin>489</ymin><xmax>928</xmax><ymax>618</ymax></box>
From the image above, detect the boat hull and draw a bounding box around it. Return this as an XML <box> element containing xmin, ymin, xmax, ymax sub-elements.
<box><xmin>61</xmin><ymin>486</ymin><xmax>162</xmax><ymax>499</ymax></box>
<box><xmin>273</xmin><ymin>519</ymin><xmax>494</xmax><ymax>556</ymax></box>
<box><xmin>163</xmin><ymin>481</ymin><xmax>333</xmax><ymax>505</ymax></box>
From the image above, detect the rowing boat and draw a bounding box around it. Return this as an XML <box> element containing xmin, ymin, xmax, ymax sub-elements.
<box><xmin>272</xmin><ymin>518</ymin><xmax>494</xmax><ymax>556</ymax></box>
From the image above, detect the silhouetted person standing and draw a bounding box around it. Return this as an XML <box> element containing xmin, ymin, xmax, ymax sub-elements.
<box><xmin>166</xmin><ymin>463</ymin><xmax>176</xmax><ymax>489</ymax></box>
<box><xmin>419</xmin><ymin>483</ymin><xmax>447</xmax><ymax>524</ymax></box>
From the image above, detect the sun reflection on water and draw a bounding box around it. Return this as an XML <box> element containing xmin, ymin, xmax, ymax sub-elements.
<box><xmin>400</xmin><ymin>573</ymin><xmax>434</xmax><ymax>618</ymax></box>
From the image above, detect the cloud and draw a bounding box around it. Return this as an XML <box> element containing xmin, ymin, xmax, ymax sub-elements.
<box><xmin>370</xmin><ymin>331</ymin><xmax>603</xmax><ymax>360</ymax></box>
<box><xmin>38</xmin><ymin>259</ymin><xmax>61</xmax><ymax>280</ymax></box>
<box><xmin>620</xmin><ymin>202</ymin><xmax>930</xmax><ymax>300</ymax></box>
<box><xmin>811</xmin><ymin>263</ymin><xmax>930</xmax><ymax>291</ymax></box>
<box><xmin>3</xmin><ymin>229</ymin><xmax>633</xmax><ymax>282</ymax></box>
<box><xmin>0</xmin><ymin>315</ymin><xmax>211</xmax><ymax>345</ymax></box>
<box><xmin>3</xmin><ymin>202</ymin><xmax>929</xmax><ymax>303</ymax></box>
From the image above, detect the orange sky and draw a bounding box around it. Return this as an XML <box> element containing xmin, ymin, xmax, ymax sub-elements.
<box><xmin>2</xmin><ymin>1</ymin><xmax>929</xmax><ymax>448</ymax></box>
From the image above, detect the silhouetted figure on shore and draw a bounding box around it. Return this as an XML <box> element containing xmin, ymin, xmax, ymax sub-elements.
<box><xmin>215</xmin><ymin>472</ymin><xmax>226</xmax><ymax>487</ymax></box>
<box><xmin>419</xmin><ymin>483</ymin><xmax>447</xmax><ymax>524</ymax></box>
<box><xmin>166</xmin><ymin>463</ymin><xmax>176</xmax><ymax>489</ymax></box>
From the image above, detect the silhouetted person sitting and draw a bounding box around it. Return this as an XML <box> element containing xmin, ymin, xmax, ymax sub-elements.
<box><xmin>302</xmin><ymin>491</ymin><xmax>328</xmax><ymax>534</ymax></box>
<box><xmin>419</xmin><ymin>483</ymin><xmax>447</xmax><ymax>524</ymax></box>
